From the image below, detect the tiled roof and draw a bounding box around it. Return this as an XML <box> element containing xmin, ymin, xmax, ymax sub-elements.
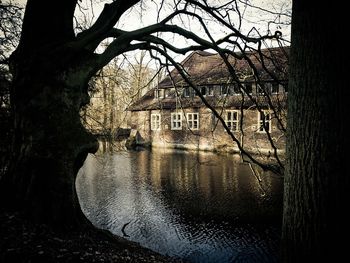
<box><xmin>159</xmin><ymin>47</ymin><xmax>288</xmax><ymax>87</ymax></box>
<box><xmin>128</xmin><ymin>93</ymin><xmax>287</xmax><ymax>111</ymax></box>
<box><xmin>128</xmin><ymin>47</ymin><xmax>289</xmax><ymax>111</ymax></box>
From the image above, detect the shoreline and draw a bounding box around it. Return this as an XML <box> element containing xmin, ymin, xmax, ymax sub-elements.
<box><xmin>0</xmin><ymin>210</ymin><xmax>186</xmax><ymax>263</ymax></box>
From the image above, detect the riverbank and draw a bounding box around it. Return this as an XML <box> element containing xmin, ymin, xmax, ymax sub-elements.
<box><xmin>0</xmin><ymin>210</ymin><xmax>186</xmax><ymax>263</ymax></box>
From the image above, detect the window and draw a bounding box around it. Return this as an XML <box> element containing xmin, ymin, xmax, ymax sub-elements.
<box><xmin>271</xmin><ymin>83</ymin><xmax>279</xmax><ymax>94</ymax></box>
<box><xmin>171</xmin><ymin>112</ymin><xmax>182</xmax><ymax>130</ymax></box>
<box><xmin>151</xmin><ymin>114</ymin><xmax>161</xmax><ymax>130</ymax></box>
<box><xmin>207</xmin><ymin>86</ymin><xmax>214</xmax><ymax>96</ymax></box>
<box><xmin>221</xmin><ymin>85</ymin><xmax>232</xmax><ymax>96</ymax></box>
<box><xmin>232</xmin><ymin>83</ymin><xmax>241</xmax><ymax>95</ymax></box>
<box><xmin>256</xmin><ymin>84</ymin><xmax>265</xmax><ymax>95</ymax></box>
<box><xmin>200</xmin><ymin>86</ymin><xmax>207</xmax><ymax>96</ymax></box>
<box><xmin>155</xmin><ymin>89</ymin><xmax>164</xmax><ymax>99</ymax></box>
<box><xmin>258</xmin><ymin>111</ymin><xmax>271</xmax><ymax>132</ymax></box>
<box><xmin>199</xmin><ymin>86</ymin><xmax>214</xmax><ymax>96</ymax></box>
<box><xmin>187</xmin><ymin>113</ymin><xmax>199</xmax><ymax>130</ymax></box>
<box><xmin>244</xmin><ymin>83</ymin><xmax>253</xmax><ymax>94</ymax></box>
<box><xmin>164</xmin><ymin>89</ymin><xmax>171</xmax><ymax>97</ymax></box>
<box><xmin>225</xmin><ymin>110</ymin><xmax>239</xmax><ymax>131</ymax></box>
<box><xmin>183</xmin><ymin>87</ymin><xmax>191</xmax><ymax>97</ymax></box>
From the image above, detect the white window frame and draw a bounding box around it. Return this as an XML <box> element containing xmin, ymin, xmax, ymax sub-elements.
<box><xmin>271</xmin><ymin>82</ymin><xmax>280</xmax><ymax>94</ymax></box>
<box><xmin>258</xmin><ymin>110</ymin><xmax>271</xmax><ymax>132</ymax></box>
<box><xmin>164</xmin><ymin>88</ymin><xmax>170</xmax><ymax>98</ymax></box>
<box><xmin>151</xmin><ymin>113</ymin><xmax>161</xmax><ymax>131</ymax></box>
<box><xmin>171</xmin><ymin>112</ymin><xmax>182</xmax><ymax>130</ymax></box>
<box><xmin>155</xmin><ymin>89</ymin><xmax>164</xmax><ymax>99</ymax></box>
<box><xmin>207</xmin><ymin>86</ymin><xmax>214</xmax><ymax>96</ymax></box>
<box><xmin>199</xmin><ymin>86</ymin><xmax>214</xmax><ymax>97</ymax></box>
<box><xmin>186</xmin><ymin>113</ymin><xmax>199</xmax><ymax>130</ymax></box>
<box><xmin>256</xmin><ymin>84</ymin><xmax>265</xmax><ymax>95</ymax></box>
<box><xmin>183</xmin><ymin>87</ymin><xmax>191</xmax><ymax>97</ymax></box>
<box><xmin>225</xmin><ymin>110</ymin><xmax>239</xmax><ymax>131</ymax></box>
<box><xmin>221</xmin><ymin>85</ymin><xmax>230</xmax><ymax>96</ymax></box>
<box><xmin>232</xmin><ymin>83</ymin><xmax>241</xmax><ymax>95</ymax></box>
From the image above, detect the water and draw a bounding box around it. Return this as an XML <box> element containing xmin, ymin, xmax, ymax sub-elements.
<box><xmin>76</xmin><ymin>148</ymin><xmax>283</xmax><ymax>263</ymax></box>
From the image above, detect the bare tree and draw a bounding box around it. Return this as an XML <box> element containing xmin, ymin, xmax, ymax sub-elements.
<box><xmin>1</xmin><ymin>1</ymin><xmax>345</xmax><ymax>262</ymax></box>
<box><xmin>0</xmin><ymin>0</ymin><xmax>23</xmax><ymax>179</ymax></box>
<box><xmin>148</xmin><ymin>42</ymin><xmax>288</xmax><ymax>175</ymax></box>
<box><xmin>0</xmin><ymin>0</ymin><xmax>23</xmax><ymax>65</ymax></box>
<box><xmin>82</xmin><ymin>51</ymin><xmax>159</xmax><ymax>140</ymax></box>
<box><xmin>0</xmin><ymin>0</ymin><xmax>23</xmax><ymax>107</ymax></box>
<box><xmin>0</xmin><ymin>0</ymin><xmax>287</xmax><ymax>226</ymax></box>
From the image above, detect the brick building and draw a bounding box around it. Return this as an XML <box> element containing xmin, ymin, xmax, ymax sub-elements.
<box><xmin>128</xmin><ymin>47</ymin><xmax>288</xmax><ymax>160</ymax></box>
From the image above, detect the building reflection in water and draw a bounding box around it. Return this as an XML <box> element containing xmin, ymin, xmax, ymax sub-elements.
<box><xmin>77</xmin><ymin>148</ymin><xmax>283</xmax><ymax>263</ymax></box>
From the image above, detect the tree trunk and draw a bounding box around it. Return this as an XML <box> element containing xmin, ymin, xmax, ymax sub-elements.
<box><xmin>2</xmin><ymin>55</ymin><xmax>98</xmax><ymax>229</ymax></box>
<box><xmin>282</xmin><ymin>2</ymin><xmax>348</xmax><ymax>261</ymax></box>
<box><xmin>0</xmin><ymin>0</ymin><xmax>99</xmax><ymax>229</ymax></box>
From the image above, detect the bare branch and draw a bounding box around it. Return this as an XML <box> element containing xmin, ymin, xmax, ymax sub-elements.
<box><xmin>148</xmin><ymin>44</ymin><xmax>282</xmax><ymax>174</ymax></box>
<box><xmin>75</xmin><ymin>0</ymin><xmax>140</xmax><ymax>50</ymax></box>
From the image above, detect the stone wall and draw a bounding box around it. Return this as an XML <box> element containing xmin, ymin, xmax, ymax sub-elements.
<box><xmin>129</xmin><ymin>107</ymin><xmax>286</xmax><ymax>158</ymax></box>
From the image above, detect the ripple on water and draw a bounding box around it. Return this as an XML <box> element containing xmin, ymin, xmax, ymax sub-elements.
<box><xmin>77</xmin><ymin>151</ymin><xmax>283</xmax><ymax>263</ymax></box>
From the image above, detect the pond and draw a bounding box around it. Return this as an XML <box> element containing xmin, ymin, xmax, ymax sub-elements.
<box><xmin>76</xmin><ymin>148</ymin><xmax>283</xmax><ymax>263</ymax></box>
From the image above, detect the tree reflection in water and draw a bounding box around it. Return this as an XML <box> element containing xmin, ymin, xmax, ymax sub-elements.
<box><xmin>77</xmin><ymin>148</ymin><xmax>283</xmax><ymax>263</ymax></box>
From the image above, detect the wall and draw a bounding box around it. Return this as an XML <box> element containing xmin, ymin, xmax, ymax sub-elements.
<box><xmin>129</xmin><ymin>107</ymin><xmax>286</xmax><ymax>159</ymax></box>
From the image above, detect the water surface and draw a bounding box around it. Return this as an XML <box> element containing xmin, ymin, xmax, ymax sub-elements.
<box><xmin>77</xmin><ymin>149</ymin><xmax>283</xmax><ymax>263</ymax></box>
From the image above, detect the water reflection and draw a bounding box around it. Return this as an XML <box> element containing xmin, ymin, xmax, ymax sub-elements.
<box><xmin>76</xmin><ymin>149</ymin><xmax>283</xmax><ymax>263</ymax></box>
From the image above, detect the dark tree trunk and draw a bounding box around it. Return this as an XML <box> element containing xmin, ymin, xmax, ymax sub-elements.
<box><xmin>0</xmin><ymin>0</ymin><xmax>99</xmax><ymax>229</ymax></box>
<box><xmin>282</xmin><ymin>2</ymin><xmax>348</xmax><ymax>261</ymax></box>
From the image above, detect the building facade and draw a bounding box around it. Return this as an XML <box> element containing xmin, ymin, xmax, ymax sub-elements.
<box><xmin>128</xmin><ymin>47</ymin><xmax>288</xmax><ymax>160</ymax></box>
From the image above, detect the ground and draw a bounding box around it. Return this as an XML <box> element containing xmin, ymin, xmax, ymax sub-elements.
<box><xmin>0</xmin><ymin>210</ymin><xmax>186</xmax><ymax>263</ymax></box>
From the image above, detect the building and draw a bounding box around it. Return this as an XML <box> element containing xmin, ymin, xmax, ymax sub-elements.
<box><xmin>127</xmin><ymin>47</ymin><xmax>288</xmax><ymax>160</ymax></box>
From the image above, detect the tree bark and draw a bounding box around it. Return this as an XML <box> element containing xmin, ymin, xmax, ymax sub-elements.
<box><xmin>282</xmin><ymin>2</ymin><xmax>348</xmax><ymax>261</ymax></box>
<box><xmin>3</xmin><ymin>55</ymin><xmax>99</xmax><ymax>229</ymax></box>
<box><xmin>0</xmin><ymin>0</ymin><xmax>99</xmax><ymax>229</ymax></box>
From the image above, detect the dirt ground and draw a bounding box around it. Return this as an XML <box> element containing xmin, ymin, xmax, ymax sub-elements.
<box><xmin>0</xmin><ymin>210</ymin><xmax>186</xmax><ymax>263</ymax></box>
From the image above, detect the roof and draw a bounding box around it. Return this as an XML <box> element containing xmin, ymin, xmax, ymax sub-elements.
<box><xmin>159</xmin><ymin>46</ymin><xmax>288</xmax><ymax>87</ymax></box>
<box><xmin>128</xmin><ymin>46</ymin><xmax>289</xmax><ymax>111</ymax></box>
<box><xmin>128</xmin><ymin>93</ymin><xmax>287</xmax><ymax>111</ymax></box>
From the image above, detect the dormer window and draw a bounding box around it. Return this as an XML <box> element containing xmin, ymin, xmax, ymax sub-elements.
<box><xmin>155</xmin><ymin>89</ymin><xmax>164</xmax><ymax>99</ymax></box>
<box><xmin>199</xmin><ymin>86</ymin><xmax>214</xmax><ymax>96</ymax></box>
<box><xmin>221</xmin><ymin>85</ymin><xmax>232</xmax><ymax>96</ymax></box>
<box><xmin>200</xmin><ymin>86</ymin><xmax>207</xmax><ymax>96</ymax></box>
<box><xmin>207</xmin><ymin>86</ymin><xmax>214</xmax><ymax>96</ymax></box>
<box><xmin>244</xmin><ymin>83</ymin><xmax>253</xmax><ymax>95</ymax></box>
<box><xmin>256</xmin><ymin>84</ymin><xmax>265</xmax><ymax>95</ymax></box>
<box><xmin>164</xmin><ymin>89</ymin><xmax>171</xmax><ymax>98</ymax></box>
<box><xmin>233</xmin><ymin>83</ymin><xmax>241</xmax><ymax>95</ymax></box>
<box><xmin>271</xmin><ymin>83</ymin><xmax>279</xmax><ymax>94</ymax></box>
<box><xmin>183</xmin><ymin>87</ymin><xmax>191</xmax><ymax>97</ymax></box>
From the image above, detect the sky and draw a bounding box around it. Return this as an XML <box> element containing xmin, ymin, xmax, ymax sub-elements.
<box><xmin>14</xmin><ymin>0</ymin><xmax>291</xmax><ymax>42</ymax></box>
<box><xmin>12</xmin><ymin>0</ymin><xmax>291</xmax><ymax>68</ymax></box>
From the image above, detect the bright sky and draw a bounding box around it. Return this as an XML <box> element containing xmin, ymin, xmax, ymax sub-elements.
<box><xmin>13</xmin><ymin>0</ymin><xmax>291</xmax><ymax>68</ymax></box>
<box><xmin>14</xmin><ymin>0</ymin><xmax>291</xmax><ymax>37</ymax></box>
